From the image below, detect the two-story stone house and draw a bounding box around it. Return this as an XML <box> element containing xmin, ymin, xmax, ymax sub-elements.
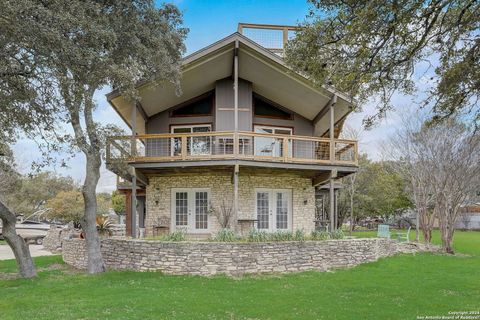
<box><xmin>106</xmin><ymin>25</ymin><xmax>358</xmax><ymax>238</ymax></box>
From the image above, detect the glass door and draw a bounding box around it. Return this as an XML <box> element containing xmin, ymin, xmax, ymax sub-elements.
<box><xmin>255</xmin><ymin>189</ymin><xmax>292</xmax><ymax>232</ymax></box>
<box><xmin>253</xmin><ymin>126</ymin><xmax>292</xmax><ymax>158</ymax></box>
<box><xmin>172</xmin><ymin>188</ymin><xmax>210</xmax><ymax>233</ymax></box>
<box><xmin>171</xmin><ymin>125</ymin><xmax>211</xmax><ymax>156</ymax></box>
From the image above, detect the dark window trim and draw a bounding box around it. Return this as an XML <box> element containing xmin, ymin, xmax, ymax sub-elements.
<box><xmin>252</xmin><ymin>123</ymin><xmax>295</xmax><ymax>135</ymax></box>
<box><xmin>169</xmin><ymin>91</ymin><xmax>215</xmax><ymax>118</ymax></box>
<box><xmin>168</xmin><ymin>122</ymin><xmax>214</xmax><ymax>133</ymax></box>
<box><xmin>253</xmin><ymin>93</ymin><xmax>294</xmax><ymax>120</ymax></box>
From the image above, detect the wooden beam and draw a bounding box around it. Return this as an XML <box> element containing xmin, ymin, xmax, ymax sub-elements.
<box><xmin>136</xmin><ymin>102</ymin><xmax>148</xmax><ymax>122</ymax></box>
<box><xmin>134</xmin><ymin>168</ymin><xmax>149</xmax><ymax>186</ymax></box>
<box><xmin>237</xmin><ymin>22</ymin><xmax>300</xmax><ymax>32</ymax></box>
<box><xmin>313</xmin><ymin>95</ymin><xmax>336</xmax><ymax>126</ymax></box>
<box><xmin>312</xmin><ymin>169</ymin><xmax>337</xmax><ymax>187</ymax></box>
<box><xmin>329</xmin><ymin>96</ymin><xmax>336</xmax><ymax>163</ymax></box>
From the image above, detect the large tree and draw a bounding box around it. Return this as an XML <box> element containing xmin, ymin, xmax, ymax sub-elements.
<box><xmin>285</xmin><ymin>0</ymin><xmax>479</xmax><ymax>126</ymax></box>
<box><xmin>337</xmin><ymin>155</ymin><xmax>412</xmax><ymax>229</ymax></box>
<box><xmin>388</xmin><ymin>116</ymin><xmax>480</xmax><ymax>252</ymax></box>
<box><xmin>0</xmin><ymin>147</ymin><xmax>37</xmax><ymax>277</ymax></box>
<box><xmin>2</xmin><ymin>0</ymin><xmax>186</xmax><ymax>274</ymax></box>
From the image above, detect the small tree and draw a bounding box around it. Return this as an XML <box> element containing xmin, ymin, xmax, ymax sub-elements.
<box><xmin>47</xmin><ymin>190</ymin><xmax>84</xmax><ymax>226</ymax></box>
<box><xmin>111</xmin><ymin>191</ymin><xmax>126</xmax><ymax>216</ymax></box>
<box><xmin>209</xmin><ymin>199</ymin><xmax>234</xmax><ymax>229</ymax></box>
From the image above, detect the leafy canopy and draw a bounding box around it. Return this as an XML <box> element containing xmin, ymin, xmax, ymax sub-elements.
<box><xmin>285</xmin><ymin>0</ymin><xmax>479</xmax><ymax>127</ymax></box>
<box><xmin>0</xmin><ymin>0</ymin><xmax>187</xmax><ymax>157</ymax></box>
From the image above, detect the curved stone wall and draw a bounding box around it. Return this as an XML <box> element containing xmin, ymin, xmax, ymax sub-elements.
<box><xmin>62</xmin><ymin>238</ymin><xmax>429</xmax><ymax>276</ymax></box>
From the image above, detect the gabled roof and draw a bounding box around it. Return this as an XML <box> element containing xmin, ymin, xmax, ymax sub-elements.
<box><xmin>107</xmin><ymin>32</ymin><xmax>355</xmax><ymax>136</ymax></box>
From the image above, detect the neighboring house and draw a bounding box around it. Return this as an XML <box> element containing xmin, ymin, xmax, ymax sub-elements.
<box><xmin>106</xmin><ymin>24</ymin><xmax>359</xmax><ymax>238</ymax></box>
<box><xmin>456</xmin><ymin>204</ymin><xmax>480</xmax><ymax>230</ymax></box>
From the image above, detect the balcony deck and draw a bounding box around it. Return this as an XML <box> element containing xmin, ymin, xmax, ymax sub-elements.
<box><xmin>106</xmin><ymin>131</ymin><xmax>358</xmax><ymax>168</ymax></box>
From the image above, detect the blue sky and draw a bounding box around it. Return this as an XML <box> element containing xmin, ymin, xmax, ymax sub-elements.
<box><xmin>170</xmin><ymin>0</ymin><xmax>310</xmax><ymax>54</ymax></box>
<box><xmin>13</xmin><ymin>0</ymin><xmax>433</xmax><ymax>192</ymax></box>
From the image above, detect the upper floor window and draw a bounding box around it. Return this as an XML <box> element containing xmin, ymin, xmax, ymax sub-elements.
<box><xmin>170</xmin><ymin>92</ymin><xmax>214</xmax><ymax>117</ymax></box>
<box><xmin>253</xmin><ymin>94</ymin><xmax>293</xmax><ymax>120</ymax></box>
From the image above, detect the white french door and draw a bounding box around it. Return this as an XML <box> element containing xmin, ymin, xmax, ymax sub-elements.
<box><xmin>255</xmin><ymin>188</ymin><xmax>292</xmax><ymax>232</ymax></box>
<box><xmin>172</xmin><ymin>188</ymin><xmax>210</xmax><ymax>233</ymax></box>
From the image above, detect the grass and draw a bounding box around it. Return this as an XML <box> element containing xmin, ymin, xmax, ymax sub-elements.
<box><xmin>0</xmin><ymin>240</ymin><xmax>6</xmax><ymax>245</ymax></box>
<box><xmin>0</xmin><ymin>231</ymin><xmax>479</xmax><ymax>320</ymax></box>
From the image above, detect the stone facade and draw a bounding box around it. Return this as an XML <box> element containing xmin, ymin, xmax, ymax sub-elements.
<box><xmin>62</xmin><ymin>238</ymin><xmax>435</xmax><ymax>276</ymax></box>
<box><xmin>43</xmin><ymin>226</ymin><xmax>81</xmax><ymax>252</ymax></box>
<box><xmin>43</xmin><ymin>227</ymin><xmax>64</xmax><ymax>252</ymax></box>
<box><xmin>145</xmin><ymin>172</ymin><xmax>316</xmax><ymax>237</ymax></box>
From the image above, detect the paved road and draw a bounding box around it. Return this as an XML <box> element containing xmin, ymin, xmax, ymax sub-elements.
<box><xmin>0</xmin><ymin>244</ymin><xmax>54</xmax><ymax>260</ymax></box>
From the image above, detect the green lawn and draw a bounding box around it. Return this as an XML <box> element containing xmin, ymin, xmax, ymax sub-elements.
<box><xmin>1</xmin><ymin>232</ymin><xmax>479</xmax><ymax>320</ymax></box>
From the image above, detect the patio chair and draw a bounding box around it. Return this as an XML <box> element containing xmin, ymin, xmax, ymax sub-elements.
<box><xmin>396</xmin><ymin>226</ymin><xmax>411</xmax><ymax>242</ymax></box>
<box><xmin>377</xmin><ymin>224</ymin><xmax>390</xmax><ymax>239</ymax></box>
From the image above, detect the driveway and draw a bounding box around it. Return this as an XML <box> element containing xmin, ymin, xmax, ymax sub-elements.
<box><xmin>0</xmin><ymin>244</ymin><xmax>54</xmax><ymax>260</ymax></box>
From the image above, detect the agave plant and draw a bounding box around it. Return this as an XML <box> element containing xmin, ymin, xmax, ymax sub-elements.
<box><xmin>96</xmin><ymin>215</ymin><xmax>113</xmax><ymax>237</ymax></box>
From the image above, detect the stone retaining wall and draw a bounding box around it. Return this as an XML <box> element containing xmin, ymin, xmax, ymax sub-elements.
<box><xmin>62</xmin><ymin>238</ymin><xmax>433</xmax><ymax>276</ymax></box>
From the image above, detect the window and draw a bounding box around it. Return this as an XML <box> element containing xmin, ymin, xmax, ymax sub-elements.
<box><xmin>170</xmin><ymin>93</ymin><xmax>213</xmax><ymax>117</ymax></box>
<box><xmin>253</xmin><ymin>94</ymin><xmax>292</xmax><ymax>119</ymax></box>
<box><xmin>171</xmin><ymin>125</ymin><xmax>212</xmax><ymax>156</ymax></box>
<box><xmin>253</xmin><ymin>125</ymin><xmax>292</xmax><ymax>157</ymax></box>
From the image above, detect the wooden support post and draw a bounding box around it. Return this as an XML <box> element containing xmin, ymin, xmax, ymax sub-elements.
<box><xmin>233</xmin><ymin>40</ymin><xmax>239</xmax><ymax>229</ymax></box>
<box><xmin>283</xmin><ymin>137</ymin><xmax>289</xmax><ymax>162</ymax></box>
<box><xmin>131</xmin><ymin>172</ymin><xmax>137</xmax><ymax>239</ymax></box>
<box><xmin>329</xmin><ymin>95</ymin><xmax>337</xmax><ymax>163</ymax></box>
<box><xmin>125</xmin><ymin>191</ymin><xmax>132</xmax><ymax>236</ymax></box>
<box><xmin>181</xmin><ymin>136</ymin><xmax>187</xmax><ymax>160</ymax></box>
<box><xmin>282</xmin><ymin>27</ymin><xmax>288</xmax><ymax>55</ymax></box>
<box><xmin>131</xmin><ymin>103</ymin><xmax>137</xmax><ymax>238</ymax></box>
<box><xmin>334</xmin><ymin>188</ymin><xmax>338</xmax><ymax>230</ymax></box>
<box><xmin>233</xmin><ymin>164</ymin><xmax>239</xmax><ymax>232</ymax></box>
<box><xmin>329</xmin><ymin>177</ymin><xmax>335</xmax><ymax>232</ymax></box>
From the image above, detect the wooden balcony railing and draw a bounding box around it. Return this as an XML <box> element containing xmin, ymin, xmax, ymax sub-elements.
<box><xmin>106</xmin><ymin>131</ymin><xmax>358</xmax><ymax>166</ymax></box>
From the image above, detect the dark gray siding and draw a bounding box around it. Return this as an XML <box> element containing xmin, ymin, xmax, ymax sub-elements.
<box><xmin>215</xmin><ymin>78</ymin><xmax>252</xmax><ymax>131</ymax></box>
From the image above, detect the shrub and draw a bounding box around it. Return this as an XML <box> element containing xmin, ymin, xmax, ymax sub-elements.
<box><xmin>96</xmin><ymin>215</ymin><xmax>113</xmax><ymax>237</ymax></box>
<box><xmin>270</xmin><ymin>231</ymin><xmax>293</xmax><ymax>241</ymax></box>
<box><xmin>247</xmin><ymin>229</ymin><xmax>269</xmax><ymax>242</ymax></box>
<box><xmin>163</xmin><ymin>230</ymin><xmax>186</xmax><ymax>241</ymax></box>
<box><xmin>294</xmin><ymin>229</ymin><xmax>306</xmax><ymax>241</ymax></box>
<box><xmin>330</xmin><ymin>229</ymin><xmax>345</xmax><ymax>239</ymax></box>
<box><xmin>214</xmin><ymin>228</ymin><xmax>236</xmax><ymax>242</ymax></box>
<box><xmin>310</xmin><ymin>230</ymin><xmax>330</xmax><ymax>240</ymax></box>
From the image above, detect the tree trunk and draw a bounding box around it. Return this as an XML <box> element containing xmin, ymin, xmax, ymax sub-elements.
<box><xmin>81</xmin><ymin>153</ymin><xmax>106</xmax><ymax>273</ymax></box>
<box><xmin>415</xmin><ymin>208</ymin><xmax>420</xmax><ymax>242</ymax></box>
<box><xmin>419</xmin><ymin>207</ymin><xmax>434</xmax><ymax>244</ymax></box>
<box><xmin>349</xmin><ymin>193</ymin><xmax>354</xmax><ymax>236</ymax></box>
<box><xmin>0</xmin><ymin>201</ymin><xmax>37</xmax><ymax>278</ymax></box>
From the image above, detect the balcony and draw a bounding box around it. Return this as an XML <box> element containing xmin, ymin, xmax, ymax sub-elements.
<box><xmin>106</xmin><ymin>131</ymin><xmax>358</xmax><ymax>167</ymax></box>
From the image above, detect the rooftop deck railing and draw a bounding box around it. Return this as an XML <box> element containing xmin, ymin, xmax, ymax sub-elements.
<box><xmin>106</xmin><ymin>131</ymin><xmax>358</xmax><ymax>166</ymax></box>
